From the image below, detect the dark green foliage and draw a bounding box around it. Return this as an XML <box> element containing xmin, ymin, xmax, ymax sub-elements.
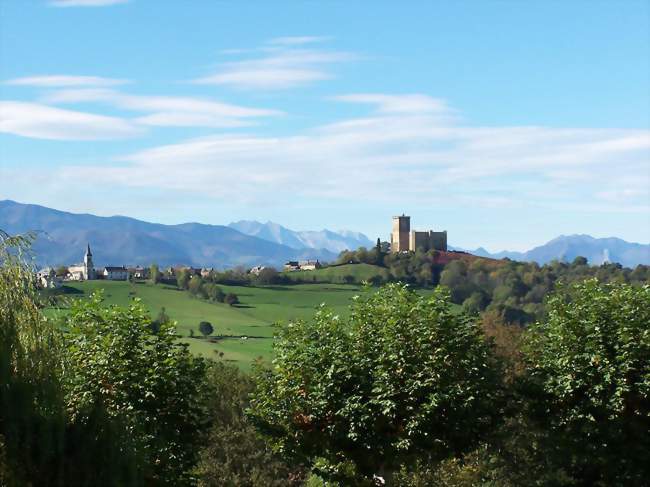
<box><xmin>255</xmin><ymin>267</ymin><xmax>281</xmax><ymax>285</ymax></box>
<box><xmin>521</xmin><ymin>280</ymin><xmax>650</xmax><ymax>485</ymax></box>
<box><xmin>249</xmin><ymin>284</ymin><xmax>504</xmax><ymax>484</ymax></box>
<box><xmin>151</xmin><ymin>306</ymin><xmax>170</xmax><ymax>334</ymax></box>
<box><xmin>225</xmin><ymin>293</ymin><xmax>240</xmax><ymax>306</ymax></box>
<box><xmin>196</xmin><ymin>363</ymin><xmax>303</xmax><ymax>486</ymax></box>
<box><xmin>150</xmin><ymin>263</ymin><xmax>161</xmax><ymax>284</ymax></box>
<box><xmin>199</xmin><ymin>321</ymin><xmax>214</xmax><ymax>337</ymax></box>
<box><xmin>63</xmin><ymin>294</ymin><xmax>207</xmax><ymax>485</ymax></box>
<box><xmin>0</xmin><ymin>232</ymin><xmax>65</xmax><ymax>486</ymax></box>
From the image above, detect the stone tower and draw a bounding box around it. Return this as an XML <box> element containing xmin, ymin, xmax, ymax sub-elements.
<box><xmin>83</xmin><ymin>243</ymin><xmax>95</xmax><ymax>280</ymax></box>
<box><xmin>391</xmin><ymin>214</ymin><xmax>411</xmax><ymax>253</ymax></box>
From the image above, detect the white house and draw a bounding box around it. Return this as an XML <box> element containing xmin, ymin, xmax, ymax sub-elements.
<box><xmin>103</xmin><ymin>266</ymin><xmax>129</xmax><ymax>281</ymax></box>
<box><xmin>36</xmin><ymin>267</ymin><xmax>61</xmax><ymax>288</ymax></box>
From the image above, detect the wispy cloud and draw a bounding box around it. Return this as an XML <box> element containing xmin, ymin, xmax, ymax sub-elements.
<box><xmin>6</xmin><ymin>75</ymin><xmax>129</xmax><ymax>87</ymax></box>
<box><xmin>267</xmin><ymin>36</ymin><xmax>330</xmax><ymax>46</ymax></box>
<box><xmin>333</xmin><ymin>94</ymin><xmax>452</xmax><ymax>115</ymax></box>
<box><xmin>0</xmin><ymin>101</ymin><xmax>141</xmax><ymax>140</ymax></box>
<box><xmin>193</xmin><ymin>39</ymin><xmax>355</xmax><ymax>90</ymax></box>
<box><xmin>50</xmin><ymin>0</ymin><xmax>129</xmax><ymax>7</ymax></box>
<box><xmin>42</xmin><ymin>88</ymin><xmax>282</xmax><ymax>128</ymax></box>
<box><xmin>59</xmin><ymin>94</ymin><xmax>650</xmax><ymax>212</ymax></box>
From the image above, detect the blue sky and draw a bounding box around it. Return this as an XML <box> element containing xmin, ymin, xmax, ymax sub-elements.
<box><xmin>1</xmin><ymin>0</ymin><xmax>649</xmax><ymax>251</ymax></box>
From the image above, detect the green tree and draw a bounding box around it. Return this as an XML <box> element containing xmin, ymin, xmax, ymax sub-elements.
<box><xmin>0</xmin><ymin>232</ymin><xmax>65</xmax><ymax>486</ymax></box>
<box><xmin>522</xmin><ymin>280</ymin><xmax>650</xmax><ymax>485</ymax></box>
<box><xmin>199</xmin><ymin>321</ymin><xmax>214</xmax><ymax>338</ymax></box>
<box><xmin>188</xmin><ymin>275</ymin><xmax>204</xmax><ymax>296</ymax></box>
<box><xmin>150</xmin><ymin>306</ymin><xmax>170</xmax><ymax>334</ymax></box>
<box><xmin>150</xmin><ymin>263</ymin><xmax>161</xmax><ymax>284</ymax></box>
<box><xmin>63</xmin><ymin>294</ymin><xmax>207</xmax><ymax>485</ymax></box>
<box><xmin>249</xmin><ymin>284</ymin><xmax>503</xmax><ymax>484</ymax></box>
<box><xmin>225</xmin><ymin>293</ymin><xmax>239</xmax><ymax>306</ymax></box>
<box><xmin>176</xmin><ymin>268</ymin><xmax>190</xmax><ymax>290</ymax></box>
<box><xmin>256</xmin><ymin>267</ymin><xmax>280</xmax><ymax>285</ymax></box>
<box><xmin>196</xmin><ymin>363</ymin><xmax>303</xmax><ymax>486</ymax></box>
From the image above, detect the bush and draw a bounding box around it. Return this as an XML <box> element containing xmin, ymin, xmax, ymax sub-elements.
<box><xmin>522</xmin><ymin>280</ymin><xmax>650</xmax><ymax>485</ymax></box>
<box><xmin>249</xmin><ymin>284</ymin><xmax>504</xmax><ymax>484</ymax></box>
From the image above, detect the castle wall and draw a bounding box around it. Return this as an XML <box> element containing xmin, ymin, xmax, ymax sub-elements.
<box><xmin>430</xmin><ymin>231</ymin><xmax>447</xmax><ymax>251</ymax></box>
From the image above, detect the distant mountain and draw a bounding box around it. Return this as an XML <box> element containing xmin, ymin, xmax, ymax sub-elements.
<box><xmin>228</xmin><ymin>220</ymin><xmax>374</xmax><ymax>253</ymax></box>
<box><xmin>460</xmin><ymin>235</ymin><xmax>650</xmax><ymax>268</ymax></box>
<box><xmin>0</xmin><ymin>200</ymin><xmax>336</xmax><ymax>268</ymax></box>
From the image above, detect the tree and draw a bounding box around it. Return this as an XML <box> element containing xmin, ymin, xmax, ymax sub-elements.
<box><xmin>196</xmin><ymin>363</ymin><xmax>304</xmax><ymax>486</ymax></box>
<box><xmin>55</xmin><ymin>265</ymin><xmax>68</xmax><ymax>277</ymax></box>
<box><xmin>249</xmin><ymin>284</ymin><xmax>503</xmax><ymax>484</ymax></box>
<box><xmin>257</xmin><ymin>267</ymin><xmax>280</xmax><ymax>285</ymax></box>
<box><xmin>199</xmin><ymin>321</ymin><xmax>214</xmax><ymax>338</ymax></box>
<box><xmin>342</xmin><ymin>274</ymin><xmax>355</xmax><ymax>285</ymax></box>
<box><xmin>63</xmin><ymin>294</ymin><xmax>207</xmax><ymax>485</ymax></box>
<box><xmin>188</xmin><ymin>275</ymin><xmax>203</xmax><ymax>296</ymax></box>
<box><xmin>522</xmin><ymin>280</ymin><xmax>650</xmax><ymax>485</ymax></box>
<box><xmin>150</xmin><ymin>263</ymin><xmax>161</xmax><ymax>284</ymax></box>
<box><xmin>225</xmin><ymin>293</ymin><xmax>239</xmax><ymax>306</ymax></box>
<box><xmin>151</xmin><ymin>306</ymin><xmax>170</xmax><ymax>334</ymax></box>
<box><xmin>0</xmin><ymin>232</ymin><xmax>65</xmax><ymax>486</ymax></box>
<box><xmin>176</xmin><ymin>268</ymin><xmax>190</xmax><ymax>290</ymax></box>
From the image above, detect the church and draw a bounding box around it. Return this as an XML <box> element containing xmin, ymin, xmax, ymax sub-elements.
<box><xmin>67</xmin><ymin>244</ymin><xmax>96</xmax><ymax>280</ymax></box>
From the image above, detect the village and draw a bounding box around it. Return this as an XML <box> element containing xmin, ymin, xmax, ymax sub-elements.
<box><xmin>36</xmin><ymin>243</ymin><xmax>324</xmax><ymax>289</ymax></box>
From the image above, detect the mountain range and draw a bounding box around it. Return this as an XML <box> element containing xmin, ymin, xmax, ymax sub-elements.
<box><xmin>0</xmin><ymin>200</ymin><xmax>338</xmax><ymax>268</ymax></box>
<box><xmin>1</xmin><ymin>200</ymin><xmax>648</xmax><ymax>269</ymax></box>
<box><xmin>228</xmin><ymin>220</ymin><xmax>374</xmax><ymax>253</ymax></box>
<box><xmin>459</xmin><ymin>235</ymin><xmax>650</xmax><ymax>268</ymax></box>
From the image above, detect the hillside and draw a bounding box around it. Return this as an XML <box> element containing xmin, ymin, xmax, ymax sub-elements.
<box><xmin>0</xmin><ymin>200</ymin><xmax>336</xmax><ymax>268</ymax></box>
<box><xmin>45</xmin><ymin>280</ymin><xmax>367</xmax><ymax>370</ymax></box>
<box><xmin>283</xmin><ymin>263</ymin><xmax>391</xmax><ymax>283</ymax></box>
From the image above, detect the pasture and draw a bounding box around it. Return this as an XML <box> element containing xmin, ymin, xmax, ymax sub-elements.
<box><xmin>46</xmin><ymin>280</ymin><xmax>368</xmax><ymax>370</ymax></box>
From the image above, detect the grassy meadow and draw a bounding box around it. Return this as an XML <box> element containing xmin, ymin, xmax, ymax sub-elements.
<box><xmin>45</xmin><ymin>280</ymin><xmax>369</xmax><ymax>370</ymax></box>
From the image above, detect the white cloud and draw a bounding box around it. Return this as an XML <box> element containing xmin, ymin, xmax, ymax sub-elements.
<box><xmin>59</xmin><ymin>94</ymin><xmax>650</xmax><ymax>211</ymax></box>
<box><xmin>5</xmin><ymin>75</ymin><xmax>129</xmax><ymax>87</ymax></box>
<box><xmin>50</xmin><ymin>0</ymin><xmax>129</xmax><ymax>7</ymax></box>
<box><xmin>334</xmin><ymin>94</ymin><xmax>451</xmax><ymax>115</ymax></box>
<box><xmin>0</xmin><ymin>101</ymin><xmax>141</xmax><ymax>140</ymax></box>
<box><xmin>42</xmin><ymin>88</ymin><xmax>282</xmax><ymax>128</ymax></box>
<box><xmin>193</xmin><ymin>40</ymin><xmax>355</xmax><ymax>90</ymax></box>
<box><xmin>267</xmin><ymin>36</ymin><xmax>330</xmax><ymax>46</ymax></box>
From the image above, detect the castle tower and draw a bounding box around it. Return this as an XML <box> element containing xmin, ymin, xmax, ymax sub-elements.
<box><xmin>83</xmin><ymin>243</ymin><xmax>95</xmax><ymax>280</ymax></box>
<box><xmin>391</xmin><ymin>214</ymin><xmax>411</xmax><ymax>253</ymax></box>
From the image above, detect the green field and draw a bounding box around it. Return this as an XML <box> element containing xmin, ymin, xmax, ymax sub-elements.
<box><xmin>283</xmin><ymin>263</ymin><xmax>389</xmax><ymax>283</ymax></box>
<box><xmin>46</xmin><ymin>280</ymin><xmax>368</xmax><ymax>370</ymax></box>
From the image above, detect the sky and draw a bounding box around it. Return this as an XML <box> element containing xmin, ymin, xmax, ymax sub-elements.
<box><xmin>0</xmin><ymin>0</ymin><xmax>649</xmax><ymax>251</ymax></box>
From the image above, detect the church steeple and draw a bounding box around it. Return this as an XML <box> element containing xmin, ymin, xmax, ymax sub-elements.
<box><xmin>84</xmin><ymin>243</ymin><xmax>94</xmax><ymax>280</ymax></box>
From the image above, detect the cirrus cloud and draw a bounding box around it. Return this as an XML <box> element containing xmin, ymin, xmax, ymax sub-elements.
<box><xmin>0</xmin><ymin>101</ymin><xmax>141</xmax><ymax>140</ymax></box>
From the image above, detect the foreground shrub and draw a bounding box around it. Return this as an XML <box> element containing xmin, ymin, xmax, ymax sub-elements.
<box><xmin>63</xmin><ymin>294</ymin><xmax>207</xmax><ymax>485</ymax></box>
<box><xmin>196</xmin><ymin>362</ymin><xmax>303</xmax><ymax>486</ymax></box>
<box><xmin>249</xmin><ymin>284</ymin><xmax>504</xmax><ymax>484</ymax></box>
<box><xmin>522</xmin><ymin>280</ymin><xmax>650</xmax><ymax>485</ymax></box>
<box><xmin>0</xmin><ymin>232</ymin><xmax>65</xmax><ymax>486</ymax></box>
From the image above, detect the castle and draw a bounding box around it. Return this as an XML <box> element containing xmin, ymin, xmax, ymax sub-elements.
<box><xmin>390</xmin><ymin>214</ymin><xmax>447</xmax><ymax>253</ymax></box>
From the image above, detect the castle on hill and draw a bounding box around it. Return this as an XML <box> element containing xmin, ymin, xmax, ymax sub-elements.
<box><xmin>390</xmin><ymin>214</ymin><xmax>447</xmax><ymax>253</ymax></box>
